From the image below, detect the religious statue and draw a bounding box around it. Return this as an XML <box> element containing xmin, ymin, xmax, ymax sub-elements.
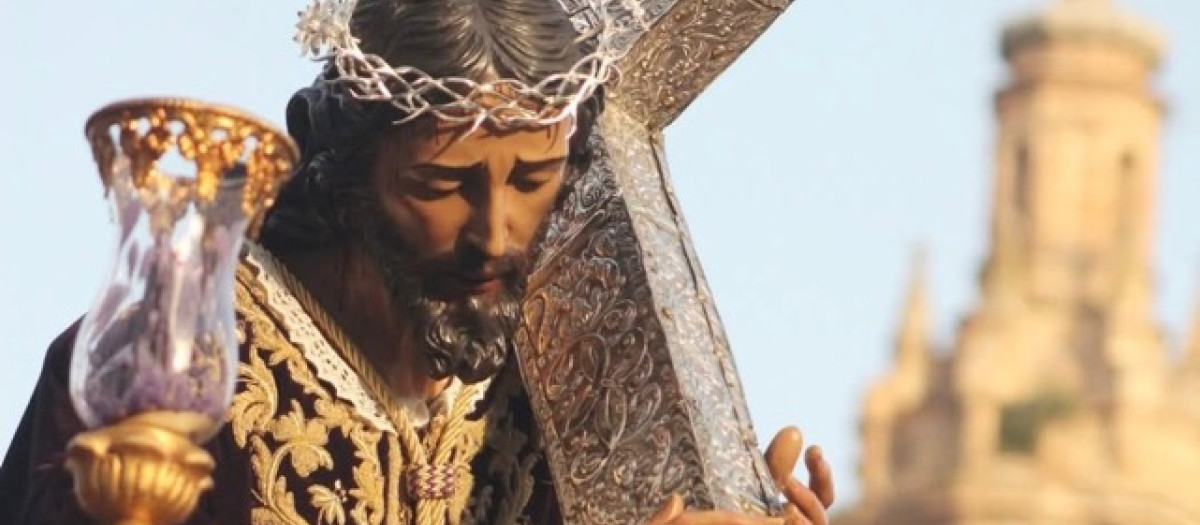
<box><xmin>0</xmin><ymin>1</ymin><xmax>834</xmax><ymax>524</ymax></box>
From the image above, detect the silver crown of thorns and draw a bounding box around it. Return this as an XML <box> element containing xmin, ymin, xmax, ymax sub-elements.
<box><xmin>294</xmin><ymin>0</ymin><xmax>650</xmax><ymax>128</ymax></box>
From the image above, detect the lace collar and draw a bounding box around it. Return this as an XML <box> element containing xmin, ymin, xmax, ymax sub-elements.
<box><xmin>240</xmin><ymin>242</ymin><xmax>488</xmax><ymax>432</ymax></box>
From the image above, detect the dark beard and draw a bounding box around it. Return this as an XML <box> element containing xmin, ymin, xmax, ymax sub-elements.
<box><xmin>360</xmin><ymin>214</ymin><xmax>528</xmax><ymax>385</ymax></box>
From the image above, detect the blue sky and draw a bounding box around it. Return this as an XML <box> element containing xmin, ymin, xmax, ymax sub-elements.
<box><xmin>1</xmin><ymin>0</ymin><xmax>1197</xmax><ymax>510</ymax></box>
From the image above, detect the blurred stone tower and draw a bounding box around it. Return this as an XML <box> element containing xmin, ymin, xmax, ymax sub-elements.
<box><xmin>835</xmin><ymin>1</ymin><xmax>1200</xmax><ymax>523</ymax></box>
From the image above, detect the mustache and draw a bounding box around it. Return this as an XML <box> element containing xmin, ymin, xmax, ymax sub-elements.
<box><xmin>408</xmin><ymin>250</ymin><xmax>531</xmax><ymax>296</ymax></box>
<box><xmin>416</xmin><ymin>249</ymin><xmax>529</xmax><ymax>278</ymax></box>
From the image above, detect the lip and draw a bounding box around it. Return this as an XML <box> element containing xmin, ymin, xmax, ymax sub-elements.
<box><xmin>440</xmin><ymin>272</ymin><xmax>504</xmax><ymax>296</ymax></box>
<box><xmin>467</xmin><ymin>278</ymin><xmax>503</xmax><ymax>295</ymax></box>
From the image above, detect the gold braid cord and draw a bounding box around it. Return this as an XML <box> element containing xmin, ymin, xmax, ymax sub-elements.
<box><xmin>229</xmin><ymin>248</ymin><xmax>491</xmax><ymax>525</ymax></box>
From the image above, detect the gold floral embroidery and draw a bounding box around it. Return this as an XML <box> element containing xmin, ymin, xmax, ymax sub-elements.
<box><xmin>347</xmin><ymin>427</ymin><xmax>386</xmax><ymax>525</ymax></box>
<box><xmin>310</xmin><ymin>482</ymin><xmax>349</xmax><ymax>525</ymax></box>
<box><xmin>229</xmin><ymin>324</ymin><xmax>278</xmax><ymax>448</ymax></box>
<box><xmin>232</xmin><ymin>264</ymin><xmax>389</xmax><ymax>525</ymax></box>
<box><xmin>228</xmin><ymin>257</ymin><xmax>495</xmax><ymax>525</ymax></box>
<box><xmin>273</xmin><ymin>400</ymin><xmax>335</xmax><ymax>477</ymax></box>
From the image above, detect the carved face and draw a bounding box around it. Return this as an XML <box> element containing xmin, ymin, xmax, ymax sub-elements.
<box><xmin>359</xmin><ymin>117</ymin><xmax>574</xmax><ymax>383</ymax></box>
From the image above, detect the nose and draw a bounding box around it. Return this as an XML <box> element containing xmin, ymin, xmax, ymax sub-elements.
<box><xmin>464</xmin><ymin>188</ymin><xmax>509</xmax><ymax>260</ymax></box>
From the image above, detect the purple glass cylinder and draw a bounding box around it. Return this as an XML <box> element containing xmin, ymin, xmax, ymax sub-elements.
<box><xmin>70</xmin><ymin>158</ymin><xmax>247</xmax><ymax>443</ymax></box>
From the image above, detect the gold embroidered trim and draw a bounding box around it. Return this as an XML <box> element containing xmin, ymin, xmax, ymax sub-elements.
<box><xmin>242</xmin><ymin>244</ymin><xmax>400</xmax><ymax>432</ymax></box>
<box><xmin>234</xmin><ymin>270</ymin><xmax>382</xmax><ymax>525</ymax></box>
<box><xmin>233</xmin><ymin>245</ymin><xmax>490</xmax><ymax>525</ymax></box>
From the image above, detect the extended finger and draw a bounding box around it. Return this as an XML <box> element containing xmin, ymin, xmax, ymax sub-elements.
<box><xmin>804</xmin><ymin>446</ymin><xmax>835</xmax><ymax>508</ymax></box>
<box><xmin>679</xmin><ymin>510</ymin><xmax>785</xmax><ymax>525</ymax></box>
<box><xmin>783</xmin><ymin>503</ymin><xmax>812</xmax><ymax>525</ymax></box>
<box><xmin>646</xmin><ymin>494</ymin><xmax>685</xmax><ymax>525</ymax></box>
<box><xmin>765</xmin><ymin>426</ymin><xmax>803</xmax><ymax>487</ymax></box>
<box><xmin>782</xmin><ymin>478</ymin><xmax>827</xmax><ymax>525</ymax></box>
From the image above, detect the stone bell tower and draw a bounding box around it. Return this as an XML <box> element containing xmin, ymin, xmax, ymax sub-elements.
<box><xmin>835</xmin><ymin>1</ymin><xmax>1200</xmax><ymax>523</ymax></box>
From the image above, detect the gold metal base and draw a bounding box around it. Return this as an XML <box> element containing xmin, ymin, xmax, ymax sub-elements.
<box><xmin>65</xmin><ymin>411</ymin><xmax>217</xmax><ymax>525</ymax></box>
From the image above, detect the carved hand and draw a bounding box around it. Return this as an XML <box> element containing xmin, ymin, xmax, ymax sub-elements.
<box><xmin>644</xmin><ymin>426</ymin><xmax>835</xmax><ymax>525</ymax></box>
<box><xmin>764</xmin><ymin>426</ymin><xmax>834</xmax><ymax>525</ymax></box>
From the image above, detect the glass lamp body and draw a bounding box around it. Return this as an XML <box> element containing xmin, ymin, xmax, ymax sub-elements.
<box><xmin>69</xmin><ymin>159</ymin><xmax>248</xmax><ymax>443</ymax></box>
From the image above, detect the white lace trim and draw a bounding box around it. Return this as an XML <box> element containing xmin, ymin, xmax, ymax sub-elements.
<box><xmin>242</xmin><ymin>242</ymin><xmax>489</xmax><ymax>433</ymax></box>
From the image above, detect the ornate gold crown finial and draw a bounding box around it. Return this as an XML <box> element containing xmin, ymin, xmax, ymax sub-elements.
<box><xmin>84</xmin><ymin>98</ymin><xmax>300</xmax><ymax>237</ymax></box>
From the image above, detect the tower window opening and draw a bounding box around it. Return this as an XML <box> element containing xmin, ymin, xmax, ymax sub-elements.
<box><xmin>1116</xmin><ymin>152</ymin><xmax>1137</xmax><ymax>244</ymax></box>
<box><xmin>1014</xmin><ymin>144</ymin><xmax>1031</xmax><ymax>220</ymax></box>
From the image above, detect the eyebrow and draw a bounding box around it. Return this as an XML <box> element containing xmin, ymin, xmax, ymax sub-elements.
<box><xmin>410</xmin><ymin>156</ymin><xmax>567</xmax><ymax>174</ymax></box>
<box><xmin>408</xmin><ymin>162</ymin><xmax>483</xmax><ymax>176</ymax></box>
<box><xmin>514</xmin><ymin>156</ymin><xmax>568</xmax><ymax>171</ymax></box>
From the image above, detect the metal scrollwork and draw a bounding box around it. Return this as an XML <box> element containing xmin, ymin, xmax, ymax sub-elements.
<box><xmin>517</xmin><ymin>107</ymin><xmax>781</xmax><ymax>525</ymax></box>
<box><xmin>516</xmin><ymin>0</ymin><xmax>795</xmax><ymax>521</ymax></box>
<box><xmin>612</xmin><ymin>0</ymin><xmax>791</xmax><ymax>130</ymax></box>
<box><xmin>520</xmin><ymin>136</ymin><xmax>705</xmax><ymax>525</ymax></box>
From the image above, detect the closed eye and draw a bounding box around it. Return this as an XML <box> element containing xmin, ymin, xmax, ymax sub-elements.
<box><xmin>509</xmin><ymin>157</ymin><xmax>566</xmax><ymax>193</ymax></box>
<box><xmin>401</xmin><ymin>163</ymin><xmax>478</xmax><ymax>200</ymax></box>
